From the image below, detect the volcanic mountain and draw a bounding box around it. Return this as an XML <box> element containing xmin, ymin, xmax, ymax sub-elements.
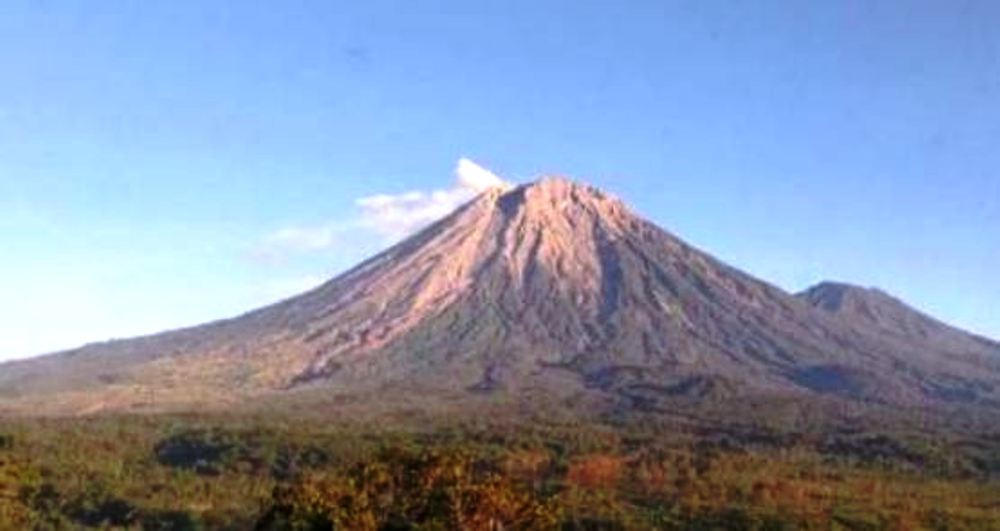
<box><xmin>2</xmin><ymin>178</ymin><xmax>999</xmax><ymax>416</ymax></box>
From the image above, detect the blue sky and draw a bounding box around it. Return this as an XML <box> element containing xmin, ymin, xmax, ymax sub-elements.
<box><xmin>1</xmin><ymin>1</ymin><xmax>998</xmax><ymax>360</ymax></box>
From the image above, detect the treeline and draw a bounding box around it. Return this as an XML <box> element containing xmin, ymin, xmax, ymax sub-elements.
<box><xmin>0</xmin><ymin>414</ymin><xmax>998</xmax><ymax>529</ymax></box>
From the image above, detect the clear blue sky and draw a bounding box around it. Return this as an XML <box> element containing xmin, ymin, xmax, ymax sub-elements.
<box><xmin>1</xmin><ymin>0</ymin><xmax>998</xmax><ymax>360</ymax></box>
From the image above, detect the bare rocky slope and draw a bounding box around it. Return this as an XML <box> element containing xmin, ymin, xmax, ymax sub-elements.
<box><xmin>1</xmin><ymin>178</ymin><xmax>998</xmax><ymax>416</ymax></box>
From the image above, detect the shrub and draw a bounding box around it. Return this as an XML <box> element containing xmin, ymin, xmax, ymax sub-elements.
<box><xmin>257</xmin><ymin>447</ymin><xmax>560</xmax><ymax>530</ymax></box>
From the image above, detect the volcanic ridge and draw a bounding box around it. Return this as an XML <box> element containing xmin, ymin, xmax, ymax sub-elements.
<box><xmin>1</xmin><ymin>177</ymin><xmax>998</xmax><ymax>416</ymax></box>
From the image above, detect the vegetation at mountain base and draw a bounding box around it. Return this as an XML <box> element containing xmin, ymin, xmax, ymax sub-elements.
<box><xmin>0</xmin><ymin>411</ymin><xmax>999</xmax><ymax>530</ymax></box>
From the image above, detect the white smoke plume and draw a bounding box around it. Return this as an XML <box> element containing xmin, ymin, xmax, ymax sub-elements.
<box><xmin>455</xmin><ymin>157</ymin><xmax>510</xmax><ymax>192</ymax></box>
<box><xmin>256</xmin><ymin>159</ymin><xmax>511</xmax><ymax>260</ymax></box>
<box><xmin>356</xmin><ymin>158</ymin><xmax>510</xmax><ymax>241</ymax></box>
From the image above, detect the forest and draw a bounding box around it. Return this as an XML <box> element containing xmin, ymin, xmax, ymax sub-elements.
<box><xmin>1</xmin><ymin>409</ymin><xmax>999</xmax><ymax>530</ymax></box>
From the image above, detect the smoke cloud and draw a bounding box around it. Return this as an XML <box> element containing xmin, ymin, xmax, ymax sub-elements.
<box><xmin>356</xmin><ymin>158</ymin><xmax>510</xmax><ymax>241</ymax></box>
<box><xmin>256</xmin><ymin>158</ymin><xmax>511</xmax><ymax>260</ymax></box>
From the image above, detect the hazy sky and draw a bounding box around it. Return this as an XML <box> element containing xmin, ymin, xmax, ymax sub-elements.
<box><xmin>1</xmin><ymin>1</ymin><xmax>998</xmax><ymax>360</ymax></box>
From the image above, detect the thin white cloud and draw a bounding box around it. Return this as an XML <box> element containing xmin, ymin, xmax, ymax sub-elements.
<box><xmin>355</xmin><ymin>188</ymin><xmax>468</xmax><ymax>241</ymax></box>
<box><xmin>357</xmin><ymin>158</ymin><xmax>510</xmax><ymax>242</ymax></box>
<box><xmin>254</xmin><ymin>158</ymin><xmax>510</xmax><ymax>263</ymax></box>
<box><xmin>455</xmin><ymin>157</ymin><xmax>509</xmax><ymax>192</ymax></box>
<box><xmin>252</xmin><ymin>222</ymin><xmax>357</xmax><ymax>263</ymax></box>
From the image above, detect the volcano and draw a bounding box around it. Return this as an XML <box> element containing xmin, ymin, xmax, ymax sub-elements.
<box><xmin>2</xmin><ymin>178</ymin><xmax>998</xmax><ymax>416</ymax></box>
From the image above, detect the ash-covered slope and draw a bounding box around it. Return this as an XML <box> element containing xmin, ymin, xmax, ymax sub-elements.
<box><xmin>799</xmin><ymin>282</ymin><xmax>999</xmax><ymax>354</ymax></box>
<box><xmin>1</xmin><ymin>178</ymin><xmax>998</xmax><ymax>415</ymax></box>
<box><xmin>796</xmin><ymin>282</ymin><xmax>1000</xmax><ymax>402</ymax></box>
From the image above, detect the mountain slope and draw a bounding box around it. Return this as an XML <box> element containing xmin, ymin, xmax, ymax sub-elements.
<box><xmin>797</xmin><ymin>282</ymin><xmax>1000</xmax><ymax>403</ymax></box>
<box><xmin>799</xmin><ymin>281</ymin><xmax>1000</xmax><ymax>354</ymax></box>
<box><xmin>1</xmin><ymin>178</ymin><xmax>998</xmax><ymax>415</ymax></box>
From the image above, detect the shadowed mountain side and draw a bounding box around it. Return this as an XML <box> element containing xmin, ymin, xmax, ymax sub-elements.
<box><xmin>1</xmin><ymin>178</ymin><xmax>998</xmax><ymax>416</ymax></box>
<box><xmin>799</xmin><ymin>282</ymin><xmax>1000</xmax><ymax>356</ymax></box>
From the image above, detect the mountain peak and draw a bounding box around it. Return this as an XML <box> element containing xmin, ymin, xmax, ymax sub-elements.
<box><xmin>527</xmin><ymin>175</ymin><xmax>593</xmax><ymax>191</ymax></box>
<box><xmin>798</xmin><ymin>281</ymin><xmax>886</xmax><ymax>312</ymax></box>
<box><xmin>478</xmin><ymin>177</ymin><xmax>628</xmax><ymax>226</ymax></box>
<box><xmin>523</xmin><ymin>176</ymin><xmax>615</xmax><ymax>200</ymax></box>
<box><xmin>798</xmin><ymin>281</ymin><xmax>1000</xmax><ymax>354</ymax></box>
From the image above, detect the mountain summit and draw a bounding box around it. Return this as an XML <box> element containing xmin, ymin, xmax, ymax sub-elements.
<box><xmin>2</xmin><ymin>178</ymin><xmax>999</xmax><ymax>415</ymax></box>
